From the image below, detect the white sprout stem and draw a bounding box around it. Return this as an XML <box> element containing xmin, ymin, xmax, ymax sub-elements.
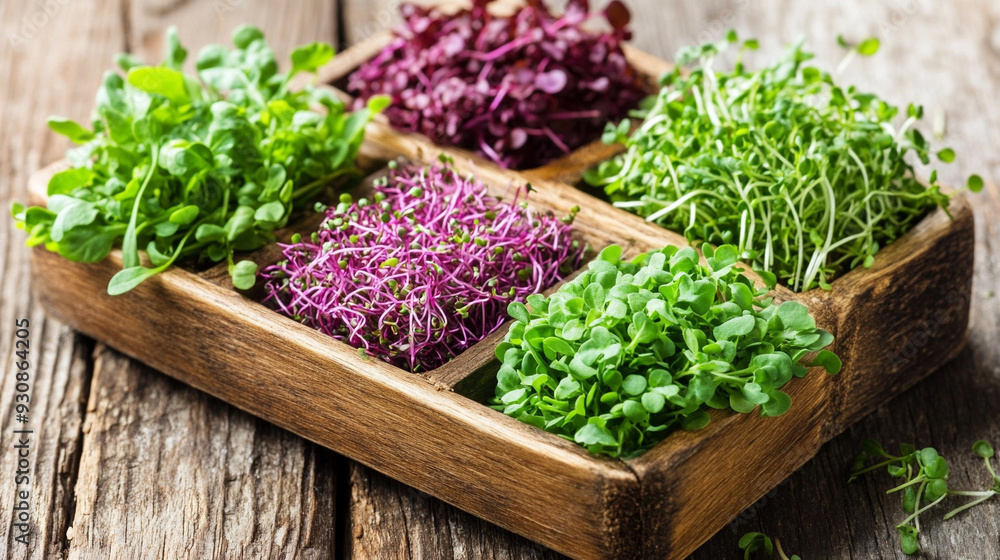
<box><xmin>801</xmin><ymin>175</ymin><xmax>838</xmax><ymax>290</ymax></box>
<box><xmin>948</xmin><ymin>490</ymin><xmax>997</xmax><ymax>497</ymax></box>
<box><xmin>944</xmin><ymin>492</ymin><xmax>996</xmax><ymax>520</ymax></box>
<box><xmin>644</xmin><ymin>189</ymin><xmax>725</xmax><ymax>223</ymax></box>
<box><xmin>781</xmin><ymin>189</ymin><xmax>805</xmax><ymax>292</ymax></box>
<box><xmin>899</xmin><ymin>489</ymin><xmax>947</xmax><ymax>529</ymax></box>
<box><xmin>847</xmin><ymin>147</ymin><xmax>875</xmax><ymax>246</ymax></box>
<box><xmin>739</xmin><ymin>210</ymin><xmax>748</xmax><ymax>254</ymax></box>
<box><xmin>834</xmin><ymin>50</ymin><xmax>856</xmax><ymax>85</ymax></box>
<box><xmin>665</xmin><ymin>157</ymin><xmax>682</xmax><ymax>199</ymax></box>
<box><xmin>764</xmin><ymin>207</ymin><xmax>773</xmax><ymax>271</ymax></box>
<box><xmin>896</xmin><ymin>115</ymin><xmax>918</xmax><ymax>141</ymax></box>
<box><xmin>703</xmin><ymin>62</ymin><xmax>733</xmax><ymax>123</ymax></box>
<box><xmin>733</xmin><ymin>174</ymin><xmax>756</xmax><ymax>253</ymax></box>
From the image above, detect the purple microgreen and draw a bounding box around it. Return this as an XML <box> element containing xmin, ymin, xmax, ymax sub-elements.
<box><xmin>348</xmin><ymin>0</ymin><xmax>645</xmax><ymax>169</ymax></box>
<box><xmin>262</xmin><ymin>160</ymin><xmax>583</xmax><ymax>372</ymax></box>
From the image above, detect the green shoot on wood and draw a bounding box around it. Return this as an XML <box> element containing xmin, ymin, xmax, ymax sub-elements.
<box><xmin>739</xmin><ymin>532</ymin><xmax>801</xmax><ymax>560</ymax></box>
<box><xmin>849</xmin><ymin>439</ymin><xmax>999</xmax><ymax>555</ymax></box>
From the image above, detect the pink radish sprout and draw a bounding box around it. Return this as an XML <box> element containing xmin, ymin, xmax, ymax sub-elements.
<box><xmin>262</xmin><ymin>160</ymin><xmax>584</xmax><ymax>372</ymax></box>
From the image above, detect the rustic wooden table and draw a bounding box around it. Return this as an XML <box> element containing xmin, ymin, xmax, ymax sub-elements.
<box><xmin>1</xmin><ymin>1</ymin><xmax>998</xmax><ymax>558</ymax></box>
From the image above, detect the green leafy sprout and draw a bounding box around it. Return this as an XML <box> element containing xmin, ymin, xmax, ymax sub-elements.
<box><xmin>11</xmin><ymin>25</ymin><xmax>389</xmax><ymax>294</ymax></box>
<box><xmin>585</xmin><ymin>32</ymin><xmax>982</xmax><ymax>293</ymax></box>
<box><xmin>849</xmin><ymin>439</ymin><xmax>999</xmax><ymax>555</ymax></box>
<box><xmin>739</xmin><ymin>532</ymin><xmax>801</xmax><ymax>560</ymax></box>
<box><xmin>490</xmin><ymin>243</ymin><xmax>839</xmax><ymax>458</ymax></box>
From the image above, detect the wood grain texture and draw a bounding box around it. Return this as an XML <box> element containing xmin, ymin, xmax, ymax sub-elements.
<box><xmin>324</xmin><ymin>27</ymin><xmax>976</xmax><ymax>554</ymax></box>
<box><xmin>343</xmin><ymin>462</ymin><xmax>564</xmax><ymax>560</ymax></box>
<box><xmin>345</xmin><ymin>66</ymin><xmax>973</xmax><ymax>557</ymax></box>
<box><xmin>0</xmin><ymin>0</ymin><xmax>123</xmax><ymax>557</ymax></box>
<box><xmin>128</xmin><ymin>0</ymin><xmax>337</xmax><ymax>64</ymax></box>
<box><xmin>66</xmin><ymin>346</ymin><xmax>340</xmax><ymax>560</ymax></box>
<box><xmin>636</xmin><ymin>1</ymin><xmax>1000</xmax><ymax>558</ymax></box>
<box><xmin>819</xmin><ymin>197</ymin><xmax>976</xmax><ymax>436</ymax></box>
<box><xmin>4</xmin><ymin>1</ymin><xmax>1000</xmax><ymax>560</ymax></box>
<box><xmin>626</xmin><ymin>199</ymin><xmax>973</xmax><ymax>560</ymax></box>
<box><xmin>339</xmin><ymin>0</ymin><xmax>524</xmax><ymax>47</ymax></box>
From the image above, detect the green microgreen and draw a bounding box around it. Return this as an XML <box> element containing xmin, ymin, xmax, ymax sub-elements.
<box><xmin>739</xmin><ymin>532</ymin><xmax>801</xmax><ymax>560</ymax></box>
<box><xmin>586</xmin><ymin>32</ymin><xmax>978</xmax><ymax>292</ymax></box>
<box><xmin>849</xmin><ymin>439</ymin><xmax>999</xmax><ymax>555</ymax></box>
<box><xmin>11</xmin><ymin>25</ymin><xmax>388</xmax><ymax>294</ymax></box>
<box><xmin>490</xmin><ymin>243</ymin><xmax>838</xmax><ymax>458</ymax></box>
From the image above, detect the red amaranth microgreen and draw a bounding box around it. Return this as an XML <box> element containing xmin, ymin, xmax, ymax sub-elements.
<box><xmin>262</xmin><ymin>159</ymin><xmax>584</xmax><ymax>372</ymax></box>
<box><xmin>347</xmin><ymin>0</ymin><xmax>646</xmax><ymax>169</ymax></box>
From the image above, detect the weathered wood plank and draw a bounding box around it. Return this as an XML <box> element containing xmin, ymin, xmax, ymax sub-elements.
<box><xmin>28</xmin><ymin>26</ymin><xmax>975</xmax><ymax>560</ymax></box>
<box><xmin>66</xmin><ymin>346</ymin><xmax>339</xmax><ymax>560</ymax></box>
<box><xmin>0</xmin><ymin>0</ymin><xmax>124</xmax><ymax>557</ymax></box>
<box><xmin>341</xmin><ymin>0</ymin><xmax>404</xmax><ymax>47</ymax></box>
<box><xmin>628</xmin><ymin>197</ymin><xmax>973</xmax><ymax>559</ymax></box>
<box><xmin>29</xmin><ymin>220</ymin><xmax>643</xmax><ymax>560</ymax></box>
<box><xmin>340</xmin><ymin>0</ymin><xmax>523</xmax><ymax>47</ymax></box>
<box><xmin>334</xmin><ymin>4</ymin><xmax>634</xmax><ymax>550</ymax></box>
<box><xmin>344</xmin><ymin>462</ymin><xmax>565</xmax><ymax>560</ymax></box>
<box><xmin>128</xmin><ymin>0</ymin><xmax>337</xmax><ymax>65</ymax></box>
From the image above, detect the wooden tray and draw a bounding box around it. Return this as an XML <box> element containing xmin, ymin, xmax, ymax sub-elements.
<box><xmin>27</xmin><ymin>34</ymin><xmax>974</xmax><ymax>560</ymax></box>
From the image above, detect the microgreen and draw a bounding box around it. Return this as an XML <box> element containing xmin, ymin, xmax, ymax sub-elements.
<box><xmin>587</xmin><ymin>32</ymin><xmax>979</xmax><ymax>292</ymax></box>
<box><xmin>12</xmin><ymin>26</ymin><xmax>387</xmax><ymax>294</ymax></box>
<box><xmin>849</xmin><ymin>439</ymin><xmax>999</xmax><ymax>555</ymax></box>
<box><xmin>490</xmin><ymin>243</ymin><xmax>838</xmax><ymax>458</ymax></box>
<box><xmin>348</xmin><ymin>0</ymin><xmax>645</xmax><ymax>169</ymax></box>
<box><xmin>739</xmin><ymin>533</ymin><xmax>801</xmax><ymax>560</ymax></box>
<box><xmin>261</xmin><ymin>159</ymin><xmax>583</xmax><ymax>372</ymax></box>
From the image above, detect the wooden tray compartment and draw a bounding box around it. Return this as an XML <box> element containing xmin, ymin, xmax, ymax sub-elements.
<box><xmin>26</xmin><ymin>34</ymin><xmax>974</xmax><ymax>560</ymax></box>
